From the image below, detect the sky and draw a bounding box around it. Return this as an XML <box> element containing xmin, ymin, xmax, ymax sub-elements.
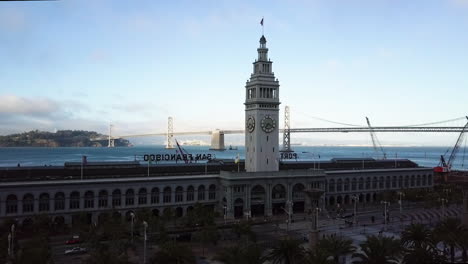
<box><xmin>1</xmin><ymin>0</ymin><xmax>468</xmax><ymax>146</ymax></box>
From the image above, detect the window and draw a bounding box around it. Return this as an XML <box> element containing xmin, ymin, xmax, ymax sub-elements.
<box><xmin>23</xmin><ymin>193</ymin><xmax>34</xmax><ymax>213</ymax></box>
<box><xmin>187</xmin><ymin>186</ymin><xmax>194</xmax><ymax>201</ymax></box>
<box><xmin>163</xmin><ymin>187</ymin><xmax>172</xmax><ymax>203</ymax></box>
<box><xmin>84</xmin><ymin>191</ymin><xmax>94</xmax><ymax>208</ymax></box>
<box><xmin>112</xmin><ymin>189</ymin><xmax>121</xmax><ymax>207</ymax></box>
<box><xmin>125</xmin><ymin>189</ymin><xmax>135</xmax><ymax>206</ymax></box>
<box><xmin>138</xmin><ymin>188</ymin><xmax>147</xmax><ymax>205</ymax></box>
<box><xmin>151</xmin><ymin>188</ymin><xmax>160</xmax><ymax>204</ymax></box>
<box><xmin>54</xmin><ymin>192</ymin><xmax>65</xmax><ymax>211</ymax></box>
<box><xmin>6</xmin><ymin>195</ymin><xmax>17</xmax><ymax>214</ymax></box>
<box><xmin>99</xmin><ymin>190</ymin><xmax>108</xmax><ymax>208</ymax></box>
<box><xmin>70</xmin><ymin>191</ymin><xmax>80</xmax><ymax>209</ymax></box>
<box><xmin>39</xmin><ymin>193</ymin><xmax>50</xmax><ymax>212</ymax></box>
<box><xmin>198</xmin><ymin>185</ymin><xmax>205</xmax><ymax>201</ymax></box>
<box><xmin>175</xmin><ymin>186</ymin><xmax>183</xmax><ymax>202</ymax></box>
<box><xmin>209</xmin><ymin>185</ymin><xmax>216</xmax><ymax>200</ymax></box>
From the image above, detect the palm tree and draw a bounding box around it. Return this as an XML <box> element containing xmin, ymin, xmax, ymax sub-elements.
<box><xmin>316</xmin><ymin>234</ymin><xmax>355</xmax><ymax>263</ymax></box>
<box><xmin>150</xmin><ymin>241</ymin><xmax>195</xmax><ymax>264</ymax></box>
<box><xmin>302</xmin><ymin>248</ymin><xmax>334</xmax><ymax>264</ymax></box>
<box><xmin>215</xmin><ymin>243</ymin><xmax>265</xmax><ymax>264</ymax></box>
<box><xmin>400</xmin><ymin>223</ymin><xmax>445</xmax><ymax>264</ymax></box>
<box><xmin>267</xmin><ymin>238</ymin><xmax>304</xmax><ymax>264</ymax></box>
<box><xmin>352</xmin><ymin>235</ymin><xmax>401</xmax><ymax>264</ymax></box>
<box><xmin>433</xmin><ymin>217</ymin><xmax>466</xmax><ymax>263</ymax></box>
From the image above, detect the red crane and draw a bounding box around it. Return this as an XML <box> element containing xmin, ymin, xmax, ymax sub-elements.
<box><xmin>434</xmin><ymin>116</ymin><xmax>468</xmax><ymax>178</ymax></box>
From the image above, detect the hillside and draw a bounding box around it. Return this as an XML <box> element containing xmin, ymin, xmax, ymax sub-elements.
<box><xmin>0</xmin><ymin>130</ymin><xmax>130</xmax><ymax>147</ymax></box>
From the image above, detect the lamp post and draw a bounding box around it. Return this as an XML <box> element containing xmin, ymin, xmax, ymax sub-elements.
<box><xmin>283</xmin><ymin>200</ymin><xmax>293</xmax><ymax>233</ymax></box>
<box><xmin>397</xmin><ymin>191</ymin><xmax>405</xmax><ymax>214</ymax></box>
<box><xmin>223</xmin><ymin>205</ymin><xmax>227</xmax><ymax>225</ymax></box>
<box><xmin>130</xmin><ymin>212</ymin><xmax>135</xmax><ymax>243</ymax></box>
<box><xmin>381</xmin><ymin>201</ymin><xmax>390</xmax><ymax>230</ymax></box>
<box><xmin>351</xmin><ymin>195</ymin><xmax>358</xmax><ymax>226</ymax></box>
<box><xmin>439</xmin><ymin>198</ymin><xmax>448</xmax><ymax>219</ymax></box>
<box><xmin>143</xmin><ymin>221</ymin><xmax>148</xmax><ymax>264</ymax></box>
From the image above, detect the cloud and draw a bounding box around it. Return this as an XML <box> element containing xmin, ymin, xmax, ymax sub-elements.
<box><xmin>0</xmin><ymin>95</ymin><xmax>59</xmax><ymax>115</ymax></box>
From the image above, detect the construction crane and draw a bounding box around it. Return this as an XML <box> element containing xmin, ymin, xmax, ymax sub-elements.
<box><xmin>434</xmin><ymin>116</ymin><xmax>468</xmax><ymax>177</ymax></box>
<box><xmin>366</xmin><ymin>117</ymin><xmax>387</xmax><ymax>159</ymax></box>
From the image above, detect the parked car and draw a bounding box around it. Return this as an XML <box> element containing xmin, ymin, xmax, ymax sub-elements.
<box><xmin>64</xmin><ymin>247</ymin><xmax>87</xmax><ymax>255</ymax></box>
<box><xmin>65</xmin><ymin>235</ymin><xmax>81</xmax><ymax>245</ymax></box>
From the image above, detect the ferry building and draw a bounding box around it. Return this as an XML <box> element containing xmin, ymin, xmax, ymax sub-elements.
<box><xmin>0</xmin><ymin>35</ymin><xmax>434</xmax><ymax>226</ymax></box>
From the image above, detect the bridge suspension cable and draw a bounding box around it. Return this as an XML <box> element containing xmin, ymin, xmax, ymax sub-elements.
<box><xmin>296</xmin><ymin>111</ymin><xmax>362</xmax><ymax>127</ymax></box>
<box><xmin>401</xmin><ymin>116</ymin><xmax>467</xmax><ymax>127</ymax></box>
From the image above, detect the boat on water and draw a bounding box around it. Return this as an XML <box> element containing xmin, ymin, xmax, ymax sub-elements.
<box><xmin>228</xmin><ymin>145</ymin><xmax>238</xmax><ymax>150</ymax></box>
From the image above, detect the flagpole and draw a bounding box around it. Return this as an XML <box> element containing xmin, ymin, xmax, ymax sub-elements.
<box><xmin>262</xmin><ymin>16</ymin><xmax>264</xmax><ymax>35</ymax></box>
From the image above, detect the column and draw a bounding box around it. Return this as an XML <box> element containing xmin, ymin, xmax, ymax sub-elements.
<box><xmin>266</xmin><ymin>184</ymin><xmax>272</xmax><ymax>216</ymax></box>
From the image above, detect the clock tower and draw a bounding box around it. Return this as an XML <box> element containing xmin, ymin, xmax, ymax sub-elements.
<box><xmin>245</xmin><ymin>35</ymin><xmax>280</xmax><ymax>172</ymax></box>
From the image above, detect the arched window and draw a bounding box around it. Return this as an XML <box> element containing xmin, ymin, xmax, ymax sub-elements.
<box><xmin>392</xmin><ymin>176</ymin><xmax>397</xmax><ymax>188</ymax></box>
<box><xmin>398</xmin><ymin>176</ymin><xmax>403</xmax><ymax>188</ymax></box>
<box><xmin>351</xmin><ymin>178</ymin><xmax>357</xmax><ymax>191</ymax></box>
<box><xmin>410</xmin><ymin>175</ymin><xmax>415</xmax><ymax>187</ymax></box>
<box><xmin>422</xmin><ymin>175</ymin><xmax>427</xmax><ymax>186</ymax></box>
<box><xmin>379</xmin><ymin>176</ymin><xmax>384</xmax><ymax>189</ymax></box>
<box><xmin>23</xmin><ymin>193</ymin><xmax>34</xmax><ymax>213</ymax></box>
<box><xmin>209</xmin><ymin>184</ymin><xmax>216</xmax><ymax>200</ymax></box>
<box><xmin>112</xmin><ymin>189</ymin><xmax>121</xmax><ymax>207</ymax></box>
<box><xmin>372</xmin><ymin>177</ymin><xmax>377</xmax><ymax>189</ymax></box>
<box><xmin>164</xmin><ymin>187</ymin><xmax>172</xmax><ymax>203</ymax></box>
<box><xmin>125</xmin><ymin>189</ymin><xmax>135</xmax><ymax>206</ymax></box>
<box><xmin>197</xmin><ymin>185</ymin><xmax>205</xmax><ymax>201</ymax></box>
<box><xmin>416</xmin><ymin>175</ymin><xmax>421</xmax><ymax>186</ymax></box>
<box><xmin>344</xmin><ymin>179</ymin><xmax>350</xmax><ymax>191</ymax></box>
<box><xmin>6</xmin><ymin>194</ymin><xmax>17</xmax><ymax>214</ymax></box>
<box><xmin>70</xmin><ymin>191</ymin><xmax>80</xmax><ymax>209</ymax></box>
<box><xmin>358</xmin><ymin>178</ymin><xmax>364</xmax><ymax>190</ymax></box>
<box><xmin>404</xmin><ymin>176</ymin><xmax>409</xmax><ymax>187</ymax></box>
<box><xmin>336</xmin><ymin>179</ymin><xmax>343</xmax><ymax>192</ymax></box>
<box><xmin>54</xmin><ymin>192</ymin><xmax>65</xmax><ymax>211</ymax></box>
<box><xmin>385</xmin><ymin>176</ymin><xmax>390</xmax><ymax>188</ymax></box>
<box><xmin>187</xmin><ymin>186</ymin><xmax>194</xmax><ymax>201</ymax></box>
<box><xmin>84</xmin><ymin>191</ymin><xmax>94</xmax><ymax>208</ymax></box>
<box><xmin>329</xmin><ymin>180</ymin><xmax>335</xmax><ymax>192</ymax></box>
<box><xmin>39</xmin><ymin>193</ymin><xmax>50</xmax><ymax>212</ymax></box>
<box><xmin>151</xmin><ymin>187</ymin><xmax>159</xmax><ymax>204</ymax></box>
<box><xmin>138</xmin><ymin>188</ymin><xmax>147</xmax><ymax>205</ymax></box>
<box><xmin>99</xmin><ymin>190</ymin><xmax>108</xmax><ymax>208</ymax></box>
<box><xmin>365</xmin><ymin>177</ymin><xmax>371</xmax><ymax>190</ymax></box>
<box><xmin>272</xmin><ymin>184</ymin><xmax>286</xmax><ymax>199</ymax></box>
<box><xmin>175</xmin><ymin>186</ymin><xmax>183</xmax><ymax>202</ymax></box>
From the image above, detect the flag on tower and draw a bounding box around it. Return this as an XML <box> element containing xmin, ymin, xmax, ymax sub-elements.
<box><xmin>260</xmin><ymin>18</ymin><xmax>264</xmax><ymax>26</ymax></box>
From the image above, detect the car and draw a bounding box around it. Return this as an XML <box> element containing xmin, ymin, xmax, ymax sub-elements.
<box><xmin>64</xmin><ymin>247</ymin><xmax>87</xmax><ymax>255</ymax></box>
<box><xmin>65</xmin><ymin>235</ymin><xmax>81</xmax><ymax>245</ymax></box>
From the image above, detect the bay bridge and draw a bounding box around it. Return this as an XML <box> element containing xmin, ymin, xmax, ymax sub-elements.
<box><xmin>99</xmin><ymin>109</ymin><xmax>468</xmax><ymax>151</ymax></box>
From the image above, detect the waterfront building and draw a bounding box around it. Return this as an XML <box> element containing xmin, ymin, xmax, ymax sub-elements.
<box><xmin>0</xmin><ymin>35</ymin><xmax>434</xmax><ymax>226</ymax></box>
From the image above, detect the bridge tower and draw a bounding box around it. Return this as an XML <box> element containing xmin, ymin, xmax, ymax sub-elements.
<box><xmin>244</xmin><ymin>35</ymin><xmax>281</xmax><ymax>172</ymax></box>
<box><xmin>281</xmin><ymin>105</ymin><xmax>293</xmax><ymax>152</ymax></box>
<box><xmin>108</xmin><ymin>124</ymin><xmax>115</xmax><ymax>148</ymax></box>
<box><xmin>166</xmin><ymin>117</ymin><xmax>175</xmax><ymax>149</ymax></box>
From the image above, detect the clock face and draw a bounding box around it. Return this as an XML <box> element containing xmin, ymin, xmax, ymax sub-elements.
<box><xmin>261</xmin><ymin>115</ymin><xmax>276</xmax><ymax>133</ymax></box>
<box><xmin>246</xmin><ymin>116</ymin><xmax>255</xmax><ymax>133</ymax></box>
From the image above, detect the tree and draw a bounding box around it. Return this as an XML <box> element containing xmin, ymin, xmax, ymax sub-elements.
<box><xmin>267</xmin><ymin>238</ymin><xmax>304</xmax><ymax>264</ymax></box>
<box><xmin>231</xmin><ymin>221</ymin><xmax>256</xmax><ymax>242</ymax></box>
<box><xmin>302</xmin><ymin>248</ymin><xmax>334</xmax><ymax>264</ymax></box>
<box><xmin>352</xmin><ymin>235</ymin><xmax>401</xmax><ymax>264</ymax></box>
<box><xmin>317</xmin><ymin>234</ymin><xmax>355</xmax><ymax>263</ymax></box>
<box><xmin>400</xmin><ymin>223</ymin><xmax>445</xmax><ymax>264</ymax></box>
<box><xmin>150</xmin><ymin>241</ymin><xmax>195</xmax><ymax>264</ymax></box>
<box><xmin>215</xmin><ymin>243</ymin><xmax>265</xmax><ymax>264</ymax></box>
<box><xmin>194</xmin><ymin>224</ymin><xmax>219</xmax><ymax>257</ymax></box>
<box><xmin>85</xmin><ymin>243</ymin><xmax>131</xmax><ymax>264</ymax></box>
<box><xmin>433</xmin><ymin>217</ymin><xmax>466</xmax><ymax>263</ymax></box>
<box><xmin>16</xmin><ymin>233</ymin><xmax>52</xmax><ymax>264</ymax></box>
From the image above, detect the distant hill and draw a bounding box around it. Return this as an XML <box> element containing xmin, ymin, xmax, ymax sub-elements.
<box><xmin>0</xmin><ymin>130</ymin><xmax>131</xmax><ymax>147</ymax></box>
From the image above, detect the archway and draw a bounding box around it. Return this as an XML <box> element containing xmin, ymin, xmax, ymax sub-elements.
<box><xmin>176</xmin><ymin>207</ymin><xmax>183</xmax><ymax>218</ymax></box>
<box><xmin>292</xmin><ymin>183</ymin><xmax>305</xmax><ymax>213</ymax></box>
<box><xmin>251</xmin><ymin>185</ymin><xmax>265</xmax><ymax>217</ymax></box>
<box><xmin>234</xmin><ymin>198</ymin><xmax>244</xmax><ymax>218</ymax></box>
<box><xmin>272</xmin><ymin>184</ymin><xmax>286</xmax><ymax>215</ymax></box>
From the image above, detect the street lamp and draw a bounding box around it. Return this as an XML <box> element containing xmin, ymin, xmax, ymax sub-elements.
<box><xmin>282</xmin><ymin>200</ymin><xmax>294</xmax><ymax>233</ymax></box>
<box><xmin>438</xmin><ymin>198</ymin><xmax>448</xmax><ymax>219</ymax></box>
<box><xmin>351</xmin><ymin>195</ymin><xmax>358</xmax><ymax>226</ymax></box>
<box><xmin>397</xmin><ymin>191</ymin><xmax>405</xmax><ymax>214</ymax></box>
<box><xmin>381</xmin><ymin>201</ymin><xmax>390</xmax><ymax>230</ymax></box>
<box><xmin>143</xmin><ymin>221</ymin><xmax>148</xmax><ymax>264</ymax></box>
<box><xmin>223</xmin><ymin>205</ymin><xmax>227</xmax><ymax>225</ymax></box>
<box><xmin>130</xmin><ymin>212</ymin><xmax>135</xmax><ymax>243</ymax></box>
